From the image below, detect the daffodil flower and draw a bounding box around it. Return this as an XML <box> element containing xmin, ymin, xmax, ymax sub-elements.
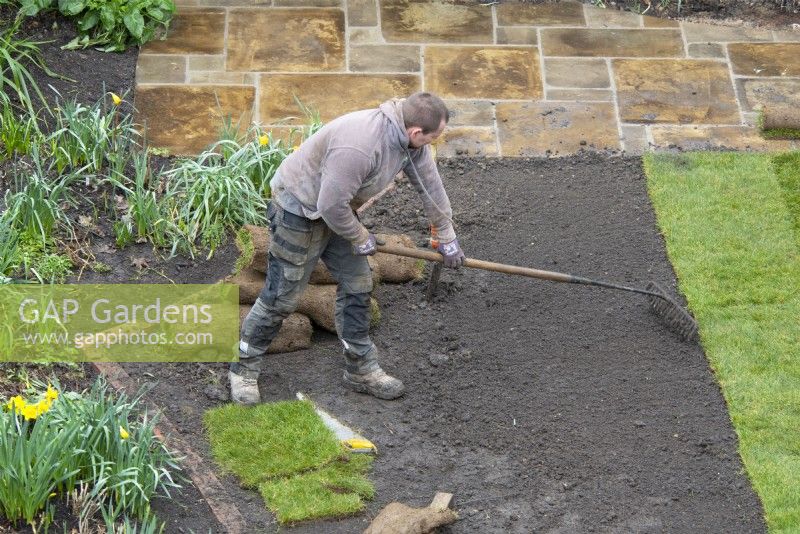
<box><xmin>258</xmin><ymin>134</ymin><xmax>269</xmax><ymax>146</ymax></box>
<box><xmin>110</xmin><ymin>93</ymin><xmax>122</xmax><ymax>106</ymax></box>
<box><xmin>22</xmin><ymin>404</ymin><xmax>38</xmax><ymax>420</ymax></box>
<box><xmin>119</xmin><ymin>426</ymin><xmax>129</xmax><ymax>440</ymax></box>
<box><xmin>34</xmin><ymin>400</ymin><xmax>51</xmax><ymax>416</ymax></box>
<box><xmin>6</xmin><ymin>395</ymin><xmax>25</xmax><ymax>412</ymax></box>
<box><xmin>292</xmin><ymin>145</ymin><xmax>300</xmax><ymax>152</ymax></box>
<box><xmin>49</xmin><ymin>492</ymin><xmax>57</xmax><ymax>498</ymax></box>
<box><xmin>45</xmin><ymin>385</ymin><xmax>58</xmax><ymax>402</ymax></box>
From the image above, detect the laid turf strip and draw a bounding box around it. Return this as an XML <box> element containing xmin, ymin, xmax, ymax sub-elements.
<box><xmin>644</xmin><ymin>152</ymin><xmax>800</xmax><ymax>532</ymax></box>
<box><xmin>204</xmin><ymin>400</ymin><xmax>374</xmax><ymax>523</ymax></box>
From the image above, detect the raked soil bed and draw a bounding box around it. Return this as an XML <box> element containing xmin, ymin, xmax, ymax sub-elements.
<box><xmin>123</xmin><ymin>154</ymin><xmax>764</xmax><ymax>533</ymax></box>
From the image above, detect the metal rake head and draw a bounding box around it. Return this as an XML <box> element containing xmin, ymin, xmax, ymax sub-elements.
<box><xmin>645</xmin><ymin>281</ymin><xmax>699</xmax><ymax>342</ymax></box>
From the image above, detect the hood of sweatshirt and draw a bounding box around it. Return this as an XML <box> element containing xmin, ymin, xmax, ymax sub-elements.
<box><xmin>379</xmin><ymin>99</ymin><xmax>410</xmax><ymax>151</ymax></box>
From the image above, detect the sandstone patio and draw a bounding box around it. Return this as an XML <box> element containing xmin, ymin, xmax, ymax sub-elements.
<box><xmin>135</xmin><ymin>0</ymin><xmax>800</xmax><ymax>156</ymax></box>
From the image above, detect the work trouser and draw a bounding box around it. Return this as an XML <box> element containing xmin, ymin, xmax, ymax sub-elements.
<box><xmin>230</xmin><ymin>202</ymin><xmax>379</xmax><ymax>379</ymax></box>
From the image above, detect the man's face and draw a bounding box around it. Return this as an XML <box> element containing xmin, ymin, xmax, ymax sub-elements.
<box><xmin>407</xmin><ymin>119</ymin><xmax>446</xmax><ymax>149</ymax></box>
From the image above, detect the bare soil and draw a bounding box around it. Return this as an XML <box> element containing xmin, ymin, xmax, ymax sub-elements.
<box><xmin>1</xmin><ymin>5</ymin><xmax>771</xmax><ymax>533</ymax></box>
<box><xmin>123</xmin><ymin>155</ymin><xmax>764</xmax><ymax>533</ymax></box>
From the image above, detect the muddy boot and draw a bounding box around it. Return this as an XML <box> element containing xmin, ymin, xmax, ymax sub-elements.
<box><xmin>343</xmin><ymin>368</ymin><xmax>405</xmax><ymax>400</ymax></box>
<box><xmin>342</xmin><ymin>350</ymin><xmax>405</xmax><ymax>400</ymax></box>
<box><xmin>229</xmin><ymin>370</ymin><xmax>260</xmax><ymax>405</ymax></box>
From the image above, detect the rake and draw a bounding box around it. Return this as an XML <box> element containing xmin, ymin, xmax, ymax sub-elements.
<box><xmin>377</xmin><ymin>244</ymin><xmax>699</xmax><ymax>342</ymax></box>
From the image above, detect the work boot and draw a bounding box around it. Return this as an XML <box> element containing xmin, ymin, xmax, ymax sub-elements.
<box><xmin>342</xmin><ymin>368</ymin><xmax>405</xmax><ymax>400</ymax></box>
<box><xmin>229</xmin><ymin>370</ymin><xmax>260</xmax><ymax>405</ymax></box>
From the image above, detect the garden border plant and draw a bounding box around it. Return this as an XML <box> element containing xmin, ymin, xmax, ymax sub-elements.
<box><xmin>0</xmin><ymin>376</ymin><xmax>182</xmax><ymax>532</ymax></box>
<box><xmin>1</xmin><ymin>85</ymin><xmax>324</xmax><ymax>282</ymax></box>
<box><xmin>16</xmin><ymin>0</ymin><xmax>177</xmax><ymax>52</ymax></box>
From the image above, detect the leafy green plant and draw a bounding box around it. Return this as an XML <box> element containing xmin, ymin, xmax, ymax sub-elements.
<box><xmin>113</xmin><ymin>219</ymin><xmax>134</xmax><ymax>249</ymax></box>
<box><xmin>0</xmin><ymin>405</ymin><xmax>83</xmax><ymax>531</ymax></box>
<box><xmin>47</xmin><ymin>93</ymin><xmax>139</xmax><ymax>180</ymax></box>
<box><xmin>91</xmin><ymin>261</ymin><xmax>112</xmax><ymax>273</ymax></box>
<box><xmin>0</xmin><ymin>101</ymin><xmax>42</xmax><ymax>160</ymax></box>
<box><xmin>107</xmin><ymin>150</ymin><xmax>176</xmax><ymax>251</ymax></box>
<box><xmin>19</xmin><ymin>0</ymin><xmax>176</xmax><ymax>52</ymax></box>
<box><xmin>162</xmin><ymin>152</ymin><xmax>268</xmax><ymax>258</ymax></box>
<box><xmin>9</xmin><ymin>232</ymin><xmax>73</xmax><ymax>283</ymax></box>
<box><xmin>28</xmin><ymin>252</ymin><xmax>72</xmax><ymax>283</ymax></box>
<box><xmin>0</xmin><ymin>16</ymin><xmax>59</xmax><ymax>116</ymax></box>
<box><xmin>3</xmin><ymin>147</ymin><xmax>77</xmax><ymax>245</ymax></box>
<box><xmin>0</xmin><ymin>215</ymin><xmax>20</xmax><ymax>276</ymax></box>
<box><xmin>49</xmin><ymin>379</ymin><xmax>182</xmax><ymax>520</ymax></box>
<box><xmin>0</xmin><ymin>379</ymin><xmax>181</xmax><ymax>531</ymax></box>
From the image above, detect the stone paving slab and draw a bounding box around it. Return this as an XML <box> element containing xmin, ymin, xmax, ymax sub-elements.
<box><xmin>614</xmin><ymin>59</ymin><xmax>740</xmax><ymax>125</ymax></box>
<box><xmin>496</xmin><ymin>101</ymin><xmax>620</xmax><ymax>156</ymax></box>
<box><xmin>544</xmin><ymin>58</ymin><xmax>609</xmax><ymax>88</ymax></box>
<box><xmin>424</xmin><ymin>46</ymin><xmax>542</xmax><ymax>100</ymax></box>
<box><xmin>496</xmin><ymin>3</ymin><xmax>585</xmax><ymax>26</ymax></box>
<box><xmin>541</xmin><ymin>28</ymin><xmax>684</xmax><ymax>57</ymax></box>
<box><xmin>349</xmin><ymin>44</ymin><xmax>421</xmax><ymax>72</ymax></box>
<box><xmin>380</xmin><ymin>0</ymin><xmax>493</xmax><ymax>44</ymax></box>
<box><xmin>141</xmin><ymin>8</ymin><xmax>225</xmax><ymax>55</ymax></box>
<box><xmin>727</xmin><ymin>43</ymin><xmax>800</xmax><ymax>77</ymax></box>
<box><xmin>650</xmin><ymin>126</ymin><xmax>797</xmax><ymax>151</ymax></box>
<box><xmin>135</xmin><ymin>85</ymin><xmax>255</xmax><ymax>155</ymax></box>
<box><xmin>738</xmin><ymin>79</ymin><xmax>800</xmax><ymax>112</ymax></box>
<box><xmin>227</xmin><ymin>8</ymin><xmax>345</xmax><ymax>72</ymax></box>
<box><xmin>135</xmin><ymin>0</ymin><xmax>800</xmax><ymax>156</ymax></box>
<box><xmin>259</xmin><ymin>74</ymin><xmax>420</xmax><ymax>124</ymax></box>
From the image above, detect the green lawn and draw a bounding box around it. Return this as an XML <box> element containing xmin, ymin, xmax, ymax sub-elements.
<box><xmin>204</xmin><ymin>400</ymin><xmax>374</xmax><ymax>524</ymax></box>
<box><xmin>644</xmin><ymin>152</ymin><xmax>800</xmax><ymax>532</ymax></box>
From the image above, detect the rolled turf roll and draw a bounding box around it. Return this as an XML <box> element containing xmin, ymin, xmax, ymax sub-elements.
<box><xmin>240</xmin><ymin>226</ymin><xmax>423</xmax><ymax>285</ymax></box>
<box><xmin>296</xmin><ymin>284</ymin><xmax>381</xmax><ymax>334</ymax></box>
<box><xmin>225</xmin><ymin>271</ymin><xmax>381</xmax><ymax>332</ymax></box>
<box><xmin>241</xmin><ymin>224</ymin><xmax>333</xmax><ymax>282</ymax></box>
<box><xmin>238</xmin><ymin>306</ymin><xmax>313</xmax><ymax>354</ymax></box>
<box><xmin>243</xmin><ymin>224</ymin><xmax>269</xmax><ymax>272</ymax></box>
<box><xmin>760</xmin><ymin>105</ymin><xmax>800</xmax><ymax>139</ymax></box>
<box><xmin>227</xmin><ymin>267</ymin><xmax>264</xmax><ymax>305</ymax></box>
<box><xmin>373</xmin><ymin>233</ymin><xmax>426</xmax><ymax>283</ymax></box>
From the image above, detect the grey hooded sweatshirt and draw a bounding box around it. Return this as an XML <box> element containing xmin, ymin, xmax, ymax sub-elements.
<box><xmin>270</xmin><ymin>98</ymin><xmax>456</xmax><ymax>245</ymax></box>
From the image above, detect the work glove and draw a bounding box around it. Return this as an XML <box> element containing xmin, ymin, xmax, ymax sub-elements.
<box><xmin>437</xmin><ymin>239</ymin><xmax>465</xmax><ymax>269</ymax></box>
<box><xmin>353</xmin><ymin>234</ymin><xmax>385</xmax><ymax>256</ymax></box>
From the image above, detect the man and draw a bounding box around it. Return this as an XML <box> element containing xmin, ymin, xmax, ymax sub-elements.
<box><xmin>229</xmin><ymin>91</ymin><xmax>465</xmax><ymax>404</ymax></box>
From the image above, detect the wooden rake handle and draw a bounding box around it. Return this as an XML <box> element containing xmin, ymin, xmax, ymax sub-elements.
<box><xmin>376</xmin><ymin>244</ymin><xmax>574</xmax><ymax>283</ymax></box>
<box><xmin>376</xmin><ymin>244</ymin><xmax>663</xmax><ymax>298</ymax></box>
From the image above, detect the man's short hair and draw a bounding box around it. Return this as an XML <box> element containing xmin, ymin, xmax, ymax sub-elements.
<box><xmin>402</xmin><ymin>92</ymin><xmax>450</xmax><ymax>134</ymax></box>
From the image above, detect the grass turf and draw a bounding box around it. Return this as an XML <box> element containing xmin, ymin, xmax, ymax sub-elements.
<box><xmin>204</xmin><ymin>400</ymin><xmax>374</xmax><ymax>523</ymax></box>
<box><xmin>259</xmin><ymin>454</ymin><xmax>374</xmax><ymax>523</ymax></box>
<box><xmin>644</xmin><ymin>151</ymin><xmax>800</xmax><ymax>532</ymax></box>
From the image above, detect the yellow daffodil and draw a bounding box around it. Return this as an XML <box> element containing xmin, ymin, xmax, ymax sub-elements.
<box><xmin>6</xmin><ymin>395</ymin><xmax>25</xmax><ymax>412</ymax></box>
<box><xmin>119</xmin><ymin>426</ymin><xmax>129</xmax><ymax>440</ymax></box>
<box><xmin>34</xmin><ymin>400</ymin><xmax>51</xmax><ymax>416</ymax></box>
<box><xmin>49</xmin><ymin>492</ymin><xmax>57</xmax><ymax>498</ymax></box>
<box><xmin>292</xmin><ymin>145</ymin><xmax>300</xmax><ymax>152</ymax></box>
<box><xmin>110</xmin><ymin>93</ymin><xmax>122</xmax><ymax>106</ymax></box>
<box><xmin>45</xmin><ymin>385</ymin><xmax>58</xmax><ymax>402</ymax></box>
<box><xmin>258</xmin><ymin>134</ymin><xmax>269</xmax><ymax>146</ymax></box>
<box><xmin>21</xmin><ymin>403</ymin><xmax>39</xmax><ymax>420</ymax></box>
